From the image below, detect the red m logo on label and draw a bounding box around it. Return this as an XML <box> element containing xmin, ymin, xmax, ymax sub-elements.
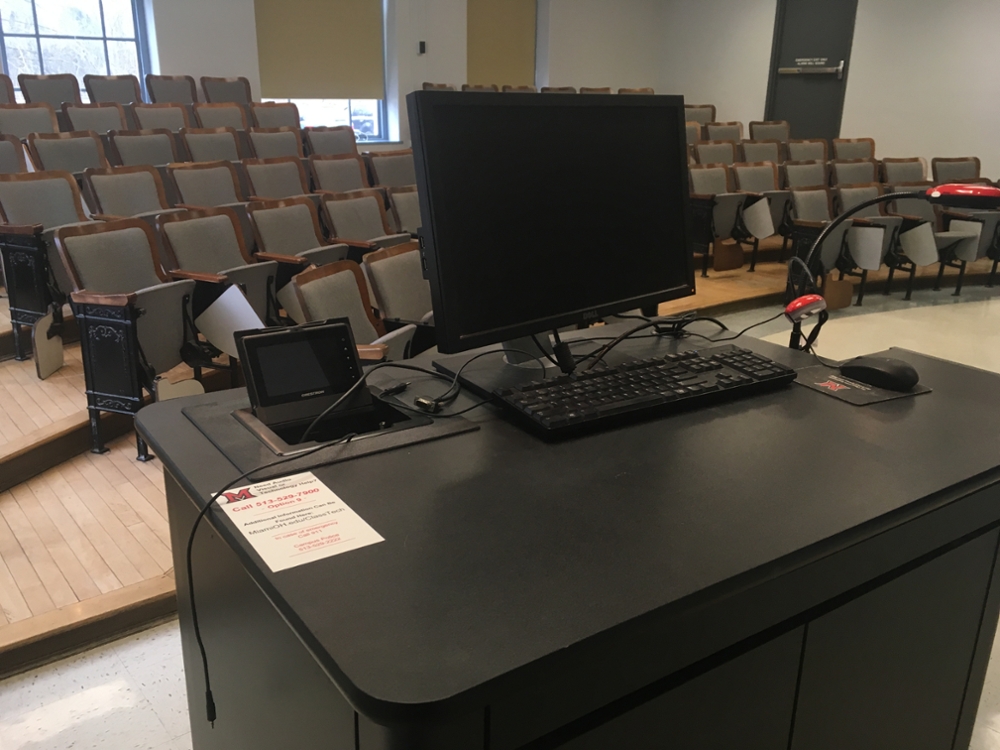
<box><xmin>222</xmin><ymin>488</ymin><xmax>256</xmax><ymax>504</ymax></box>
<box><xmin>817</xmin><ymin>380</ymin><xmax>850</xmax><ymax>392</ymax></box>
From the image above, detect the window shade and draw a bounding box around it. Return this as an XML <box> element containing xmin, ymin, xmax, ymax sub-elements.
<box><xmin>467</xmin><ymin>0</ymin><xmax>536</xmax><ymax>88</ymax></box>
<box><xmin>254</xmin><ymin>0</ymin><xmax>385</xmax><ymax>99</ymax></box>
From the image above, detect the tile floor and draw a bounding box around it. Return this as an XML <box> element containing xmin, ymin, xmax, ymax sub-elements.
<box><xmin>6</xmin><ymin>286</ymin><xmax>1000</xmax><ymax>749</ymax></box>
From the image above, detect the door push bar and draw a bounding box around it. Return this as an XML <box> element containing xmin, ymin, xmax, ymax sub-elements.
<box><xmin>777</xmin><ymin>60</ymin><xmax>845</xmax><ymax>80</ymax></box>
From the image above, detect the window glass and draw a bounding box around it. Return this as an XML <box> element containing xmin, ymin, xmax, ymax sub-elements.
<box><xmin>1</xmin><ymin>0</ymin><xmax>37</xmax><ymax>34</ymax></box>
<box><xmin>40</xmin><ymin>37</ymin><xmax>105</xmax><ymax>80</ymax></box>
<box><xmin>4</xmin><ymin>37</ymin><xmax>42</xmax><ymax>79</ymax></box>
<box><xmin>34</xmin><ymin>0</ymin><xmax>102</xmax><ymax>37</ymax></box>
<box><xmin>268</xmin><ymin>98</ymin><xmax>388</xmax><ymax>141</ymax></box>
<box><xmin>106</xmin><ymin>40</ymin><xmax>137</xmax><ymax>75</ymax></box>
<box><xmin>102</xmin><ymin>0</ymin><xmax>136</xmax><ymax>38</ymax></box>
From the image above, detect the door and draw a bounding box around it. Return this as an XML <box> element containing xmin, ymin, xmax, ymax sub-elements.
<box><xmin>764</xmin><ymin>0</ymin><xmax>859</xmax><ymax>141</ymax></box>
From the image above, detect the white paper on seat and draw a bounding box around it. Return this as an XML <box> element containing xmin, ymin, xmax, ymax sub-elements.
<box><xmin>742</xmin><ymin>197</ymin><xmax>775</xmax><ymax>239</ymax></box>
<box><xmin>847</xmin><ymin>225</ymin><xmax>885</xmax><ymax>270</ymax></box>
<box><xmin>32</xmin><ymin>312</ymin><xmax>64</xmax><ymax>380</ymax></box>
<box><xmin>899</xmin><ymin>224</ymin><xmax>940</xmax><ymax>266</ymax></box>
<box><xmin>194</xmin><ymin>285</ymin><xmax>264</xmax><ymax>358</ymax></box>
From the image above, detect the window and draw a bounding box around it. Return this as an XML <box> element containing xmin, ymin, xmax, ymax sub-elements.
<box><xmin>267</xmin><ymin>98</ymin><xmax>388</xmax><ymax>142</ymax></box>
<box><xmin>0</xmin><ymin>0</ymin><xmax>150</xmax><ymax>101</ymax></box>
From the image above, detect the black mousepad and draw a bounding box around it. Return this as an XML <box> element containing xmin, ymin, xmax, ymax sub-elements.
<box><xmin>795</xmin><ymin>365</ymin><xmax>932</xmax><ymax>405</ymax></box>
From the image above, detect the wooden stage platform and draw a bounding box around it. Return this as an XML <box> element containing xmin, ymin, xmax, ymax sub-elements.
<box><xmin>0</xmin><ymin>251</ymin><xmax>994</xmax><ymax>677</ymax></box>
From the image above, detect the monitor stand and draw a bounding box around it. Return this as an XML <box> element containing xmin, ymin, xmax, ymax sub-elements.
<box><xmin>433</xmin><ymin>335</ymin><xmax>561</xmax><ymax>399</ymax></box>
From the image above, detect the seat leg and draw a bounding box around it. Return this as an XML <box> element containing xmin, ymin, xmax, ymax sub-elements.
<box><xmin>989</xmin><ymin>258</ymin><xmax>999</xmax><ymax>288</ymax></box>
<box><xmin>89</xmin><ymin>410</ymin><xmax>109</xmax><ymax>455</ymax></box>
<box><xmin>884</xmin><ymin>266</ymin><xmax>895</xmax><ymax>295</ymax></box>
<box><xmin>11</xmin><ymin>322</ymin><xmax>29</xmax><ymax>361</ymax></box>
<box><xmin>780</xmin><ymin>235</ymin><xmax>789</xmax><ymax>260</ymax></box>
<box><xmin>701</xmin><ymin>248</ymin><xmax>709</xmax><ymax>278</ymax></box>
<box><xmin>838</xmin><ymin>271</ymin><xmax>845</xmax><ymax>281</ymax></box>
<box><xmin>954</xmin><ymin>260</ymin><xmax>967</xmax><ymax>296</ymax></box>
<box><xmin>748</xmin><ymin>238</ymin><xmax>759</xmax><ymax>272</ymax></box>
<box><xmin>905</xmin><ymin>265</ymin><xmax>916</xmax><ymax>301</ymax></box>
<box><xmin>855</xmin><ymin>270</ymin><xmax>867</xmax><ymax>306</ymax></box>
<box><xmin>136</xmin><ymin>430</ymin><xmax>153</xmax><ymax>462</ymax></box>
<box><xmin>934</xmin><ymin>261</ymin><xmax>946</xmax><ymax>291</ymax></box>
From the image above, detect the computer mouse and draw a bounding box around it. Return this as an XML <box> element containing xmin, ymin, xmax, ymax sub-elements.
<box><xmin>839</xmin><ymin>356</ymin><xmax>919</xmax><ymax>392</ymax></box>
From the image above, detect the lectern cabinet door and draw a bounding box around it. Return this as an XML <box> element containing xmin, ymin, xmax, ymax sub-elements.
<box><xmin>791</xmin><ymin>529</ymin><xmax>999</xmax><ymax>750</ymax></box>
<box><xmin>555</xmin><ymin>627</ymin><xmax>803</xmax><ymax>749</ymax></box>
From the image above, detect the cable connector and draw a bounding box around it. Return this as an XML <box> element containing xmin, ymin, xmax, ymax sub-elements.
<box><xmin>206</xmin><ymin>689</ymin><xmax>217</xmax><ymax>726</ymax></box>
<box><xmin>414</xmin><ymin>396</ymin><xmax>442</xmax><ymax>413</ymax></box>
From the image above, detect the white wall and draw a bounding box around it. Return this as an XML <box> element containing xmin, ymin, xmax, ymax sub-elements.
<box><xmin>145</xmin><ymin>0</ymin><xmax>261</xmax><ymax>100</ymax></box>
<box><xmin>659</xmin><ymin>0</ymin><xmax>776</xmax><ymax>126</ymax></box>
<box><xmin>539</xmin><ymin>0</ymin><xmax>662</xmax><ymax>91</ymax></box>
<box><xmin>842</xmin><ymin>0</ymin><xmax>1000</xmax><ymax>177</ymax></box>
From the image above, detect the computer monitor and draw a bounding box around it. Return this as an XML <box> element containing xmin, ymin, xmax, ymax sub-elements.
<box><xmin>407</xmin><ymin>90</ymin><xmax>695</xmax><ymax>356</ymax></box>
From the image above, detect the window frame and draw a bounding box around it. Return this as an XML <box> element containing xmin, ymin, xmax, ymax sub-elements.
<box><xmin>0</xmin><ymin>0</ymin><xmax>153</xmax><ymax>100</ymax></box>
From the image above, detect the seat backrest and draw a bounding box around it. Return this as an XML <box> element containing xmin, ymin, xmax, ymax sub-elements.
<box><xmin>194</xmin><ymin>102</ymin><xmax>248</xmax><ymax>130</ymax></box>
<box><xmin>932</xmin><ymin>157</ymin><xmax>981</xmax><ymax>183</ymax></box>
<box><xmin>887</xmin><ymin>182</ymin><xmax>938</xmax><ymax>223</ymax></box>
<box><xmin>783</xmin><ymin>160</ymin><xmax>828</xmax><ymax>189</ymax></box>
<box><xmin>389</xmin><ymin>186</ymin><xmax>421</xmax><ymax>234</ymax></box>
<box><xmin>27</xmin><ymin>132</ymin><xmax>109</xmax><ymax>173</ymax></box>
<box><xmin>0</xmin><ymin>103</ymin><xmax>59</xmax><ymax>139</ymax></box>
<box><xmin>684</xmin><ymin>105</ymin><xmax>716</xmax><ymax>125</ymax></box>
<box><xmin>179</xmin><ymin>127</ymin><xmax>240</xmax><ymax>162</ymax></box>
<box><xmin>831</xmin><ymin>158</ymin><xmax>879</xmax><ymax>186</ymax></box>
<box><xmin>0</xmin><ymin>75</ymin><xmax>14</xmax><ymax>105</ymax></box>
<box><xmin>248</xmin><ymin>198</ymin><xmax>324</xmax><ymax>256</ymax></box>
<box><xmin>363</xmin><ymin>246</ymin><xmax>431</xmax><ymax>321</ymax></box>
<box><xmin>832</xmin><ymin>137</ymin><xmax>875</xmax><ymax>160</ymax></box>
<box><xmin>0</xmin><ymin>135</ymin><xmax>28</xmax><ymax>174</ymax></box>
<box><xmin>251</xmin><ymin>102</ymin><xmax>300</xmax><ymax>129</ymax></box>
<box><xmin>740</xmin><ymin>140</ymin><xmax>782</xmax><ymax>164</ymax></box>
<box><xmin>705</xmin><ymin>122</ymin><xmax>743</xmax><ymax>141</ymax></box>
<box><xmin>55</xmin><ymin>219</ymin><xmax>166</xmax><ymax>294</ymax></box>
<box><xmin>502</xmin><ymin>85</ymin><xmax>537</xmax><ymax>93</ymax></box>
<box><xmin>368</xmin><ymin>149</ymin><xmax>417</xmax><ymax>187</ymax></box>
<box><xmin>201</xmin><ymin>77</ymin><xmax>252</xmax><ymax>104</ymax></box>
<box><xmin>292</xmin><ymin>261</ymin><xmax>381</xmax><ymax>343</ymax></box>
<box><xmin>462</xmin><ymin>84</ymin><xmax>499</xmax><ymax>92</ymax></box>
<box><xmin>422</xmin><ymin>82</ymin><xmax>456</xmax><ymax>90</ymax></box>
<box><xmin>169</xmin><ymin>161</ymin><xmax>243</xmax><ymax>206</ymax></box>
<box><xmin>158</xmin><ymin>209</ymin><xmax>249</xmax><ymax>273</ymax></box>
<box><xmin>579</xmin><ymin>87</ymin><xmax>612</xmax><ymax>94</ymax></box>
<box><xmin>309</xmin><ymin>154</ymin><xmax>369</xmax><ymax>192</ymax></box>
<box><xmin>243</xmin><ymin>157</ymin><xmax>308</xmax><ymax>199</ymax></box>
<box><xmin>132</xmin><ymin>103</ymin><xmax>190</xmax><ymax>131</ymax></box>
<box><xmin>248</xmin><ymin>128</ymin><xmax>303</xmax><ymax>159</ymax></box>
<box><xmin>540</xmin><ymin>86</ymin><xmax>577</xmax><ymax>94</ymax></box>
<box><xmin>689</xmin><ymin>164</ymin><xmax>732</xmax><ymax>195</ymax></box>
<box><xmin>881</xmin><ymin>158</ymin><xmax>926</xmax><ymax>184</ymax></box>
<box><xmin>685</xmin><ymin>122</ymin><xmax>702</xmax><ymax>144</ymax></box>
<box><xmin>791</xmin><ymin>187</ymin><xmax>833</xmax><ymax>222</ymax></box>
<box><xmin>0</xmin><ymin>171</ymin><xmax>87</xmax><ymax>228</ymax></box>
<box><xmin>84</xmin><ymin>75</ymin><xmax>143</xmax><ymax>105</ymax></box>
<box><xmin>19</xmin><ymin>74</ymin><xmax>81</xmax><ymax>106</ymax></box>
<box><xmin>85</xmin><ymin>165</ymin><xmax>169</xmax><ymax>217</ymax></box>
<box><xmin>836</xmin><ymin>183</ymin><xmax>883</xmax><ymax>217</ymax></box>
<box><xmin>732</xmin><ymin>162</ymin><xmax>779</xmax><ymax>193</ymax></box>
<box><xmin>146</xmin><ymin>74</ymin><xmax>198</xmax><ymax>104</ymax></box>
<box><xmin>786</xmin><ymin>139</ymin><xmax>827</xmax><ymax>162</ymax></box>
<box><xmin>749</xmin><ymin>120</ymin><xmax>790</xmax><ymax>142</ymax></box>
<box><xmin>322</xmin><ymin>191</ymin><xmax>391</xmax><ymax>240</ymax></box>
<box><xmin>63</xmin><ymin>102</ymin><xmax>127</xmax><ymax>133</ymax></box>
<box><xmin>304</xmin><ymin>126</ymin><xmax>358</xmax><ymax>156</ymax></box>
<box><xmin>694</xmin><ymin>141</ymin><xmax>737</xmax><ymax>166</ymax></box>
<box><xmin>109</xmin><ymin>129</ymin><xmax>179</xmax><ymax>167</ymax></box>
<box><xmin>618</xmin><ymin>87</ymin><xmax>655</xmax><ymax>94</ymax></box>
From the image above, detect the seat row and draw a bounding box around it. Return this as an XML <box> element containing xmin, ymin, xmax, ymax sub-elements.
<box><xmin>422</xmin><ymin>83</ymin><xmax>658</xmax><ymax>94</ymax></box>
<box><xmin>0</xmin><ymin>72</ymin><xmax>255</xmax><ymax>107</ymax></box>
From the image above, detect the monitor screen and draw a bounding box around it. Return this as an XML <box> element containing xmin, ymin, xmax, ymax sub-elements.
<box><xmin>408</xmin><ymin>91</ymin><xmax>695</xmax><ymax>354</ymax></box>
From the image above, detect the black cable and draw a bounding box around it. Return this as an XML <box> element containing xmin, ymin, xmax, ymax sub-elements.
<box><xmin>186</xmin><ymin>431</ymin><xmax>359</xmax><ymax>727</ymax></box>
<box><xmin>686</xmin><ymin>311</ymin><xmax>786</xmax><ymax>343</ymax></box>
<box><xmin>530</xmin><ymin>333</ymin><xmax>559</xmax><ymax>368</ymax></box>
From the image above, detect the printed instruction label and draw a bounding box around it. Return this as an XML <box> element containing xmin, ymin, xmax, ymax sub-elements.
<box><xmin>216</xmin><ymin>472</ymin><xmax>384</xmax><ymax>572</ymax></box>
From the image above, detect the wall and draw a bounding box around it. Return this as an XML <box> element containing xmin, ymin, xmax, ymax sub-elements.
<box><xmin>842</xmin><ymin>0</ymin><xmax>1000</xmax><ymax>177</ymax></box>
<box><xmin>467</xmin><ymin>0</ymin><xmax>536</xmax><ymax>89</ymax></box>
<box><xmin>145</xmin><ymin>0</ymin><xmax>262</xmax><ymax>100</ymax></box>
<box><xmin>658</xmin><ymin>0</ymin><xmax>776</xmax><ymax>126</ymax></box>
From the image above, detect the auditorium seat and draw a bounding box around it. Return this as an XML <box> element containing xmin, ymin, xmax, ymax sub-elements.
<box><xmin>201</xmin><ymin>76</ymin><xmax>253</xmax><ymax>104</ymax></box>
<box><xmin>787</xmin><ymin>186</ymin><xmax>857</xmax><ymax>285</ymax></box>
<box><xmin>834</xmin><ymin>183</ymin><xmax>903</xmax><ymax>303</ymax></box>
<box><xmin>740</xmin><ymin>140</ymin><xmax>783</xmax><ymax>164</ymax></box>
<box><xmin>685</xmin><ymin>122</ymin><xmax>703</xmax><ymax>145</ymax></box>
<box><xmin>309</xmin><ymin>154</ymin><xmax>371</xmax><ymax>192</ymax></box>
<box><xmin>18</xmin><ymin>74</ymin><xmax>82</xmax><ymax>107</ymax></box>
<box><xmin>366</xmin><ymin>149</ymin><xmax>416</xmax><ymax>187</ymax></box>
<box><xmin>83</xmin><ymin>75</ymin><xmax>143</xmax><ymax>106</ymax></box>
<box><xmin>502</xmin><ymin>85</ymin><xmax>536</xmax><ymax>93</ymax></box>
<box><xmin>248</xmin><ymin>127</ymin><xmax>304</xmax><ymax>159</ymax></box>
<box><xmin>146</xmin><ymin>74</ymin><xmax>199</xmax><ymax>104</ymax></box>
<box><xmin>250</xmin><ymin>102</ymin><xmax>300</xmax><ymax>129</ymax></box>
<box><xmin>786</xmin><ymin>139</ymin><xmax>827</xmax><ymax>162</ymax></box>
<box><xmin>26</xmin><ymin>131</ymin><xmax>110</xmax><ymax>174</ymax></box>
<box><xmin>688</xmin><ymin>163</ymin><xmax>748</xmax><ymax>277</ymax></box>
<box><xmin>387</xmin><ymin>186</ymin><xmax>420</xmax><ymax>236</ymax></box>
<box><xmin>830</xmin><ymin>158</ymin><xmax>879</xmax><ymax>186</ymax></box>
<box><xmin>422</xmin><ymin>83</ymin><xmax>456</xmax><ymax>91</ymax></box>
<box><xmin>694</xmin><ymin>141</ymin><xmax>738</xmax><ymax>166</ymax></box>
<box><xmin>0</xmin><ymin>74</ymin><xmax>14</xmax><ymax>104</ymax></box>
<box><xmin>243</xmin><ymin>156</ymin><xmax>311</xmax><ymax>200</ymax></box>
<box><xmin>304</xmin><ymin>125</ymin><xmax>358</xmax><ymax>157</ymax></box>
<box><xmin>882</xmin><ymin>157</ymin><xmax>927</xmax><ymax>183</ymax></box>
<box><xmin>0</xmin><ymin>135</ymin><xmax>28</xmax><ymax>174</ymax></box>
<box><xmin>705</xmin><ymin>122</ymin><xmax>743</xmax><ymax>141</ymax></box>
<box><xmin>83</xmin><ymin>165</ymin><xmax>180</xmax><ymax>226</ymax></box>
<box><xmin>749</xmin><ymin>120</ymin><xmax>790</xmax><ymax>142</ymax></box>
<box><xmin>540</xmin><ymin>86</ymin><xmax>577</xmax><ymax>94</ymax></box>
<box><xmin>462</xmin><ymin>84</ymin><xmax>500</xmax><ymax>92</ymax></box>
<box><xmin>932</xmin><ymin>157</ymin><xmax>983</xmax><ymax>184</ymax></box>
<box><xmin>0</xmin><ymin>103</ymin><xmax>59</xmax><ymax>138</ymax></box>
<box><xmin>108</xmin><ymin>129</ymin><xmax>180</xmax><ymax>168</ymax></box>
<box><xmin>580</xmin><ymin>87</ymin><xmax>612</xmax><ymax>94</ymax></box>
<box><xmin>320</xmin><ymin>189</ymin><xmax>413</xmax><ymax>262</ymax></box>
<box><xmin>167</xmin><ymin>159</ymin><xmax>254</xmax><ymax>246</ymax></box>
<box><xmin>193</xmin><ymin>102</ymin><xmax>249</xmax><ymax>130</ymax></box>
<box><xmin>783</xmin><ymin>160</ymin><xmax>828</xmax><ymax>189</ymax></box>
<box><xmin>62</xmin><ymin>102</ymin><xmax>127</xmax><ymax>133</ymax></box>
<box><xmin>832</xmin><ymin>137</ymin><xmax>876</xmax><ymax>160</ymax></box>
<box><xmin>618</xmin><ymin>87</ymin><xmax>654</xmax><ymax>94</ymax></box>
<box><xmin>178</xmin><ymin>127</ymin><xmax>242</xmax><ymax>161</ymax></box>
<box><xmin>732</xmin><ymin>161</ymin><xmax>791</xmax><ymax>268</ymax></box>
<box><xmin>362</xmin><ymin>244</ymin><xmax>434</xmax><ymax>325</ymax></box>
<box><xmin>684</xmin><ymin>104</ymin><xmax>715</xmax><ymax>126</ymax></box>
<box><xmin>132</xmin><ymin>102</ymin><xmax>191</xmax><ymax>131</ymax></box>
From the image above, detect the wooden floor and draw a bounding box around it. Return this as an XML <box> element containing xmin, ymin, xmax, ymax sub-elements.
<box><xmin>0</xmin><ymin>251</ymin><xmax>994</xmax><ymax>673</ymax></box>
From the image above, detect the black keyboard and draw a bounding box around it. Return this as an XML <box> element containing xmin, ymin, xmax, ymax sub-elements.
<box><xmin>494</xmin><ymin>345</ymin><xmax>797</xmax><ymax>437</ymax></box>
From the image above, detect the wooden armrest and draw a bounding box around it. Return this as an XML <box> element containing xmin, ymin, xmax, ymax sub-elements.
<box><xmin>792</xmin><ymin>220</ymin><xmax>826</xmax><ymax>229</ymax></box>
<box><xmin>357</xmin><ymin>344</ymin><xmax>388</xmax><ymax>361</ymax></box>
<box><xmin>689</xmin><ymin>193</ymin><xmax>715</xmax><ymax>202</ymax></box>
<box><xmin>255</xmin><ymin>252</ymin><xmax>309</xmax><ymax>265</ymax></box>
<box><xmin>942</xmin><ymin>210</ymin><xmax>980</xmax><ymax>222</ymax></box>
<box><xmin>851</xmin><ymin>218</ymin><xmax>878</xmax><ymax>228</ymax></box>
<box><xmin>175</xmin><ymin>203</ymin><xmax>209</xmax><ymax>211</ymax></box>
<box><xmin>169</xmin><ymin>269</ymin><xmax>226</xmax><ymax>283</ymax></box>
<box><xmin>71</xmin><ymin>291</ymin><xmax>136</xmax><ymax>307</ymax></box>
<box><xmin>889</xmin><ymin>213</ymin><xmax>924</xmax><ymax>222</ymax></box>
<box><xmin>92</xmin><ymin>214</ymin><xmax>128</xmax><ymax>222</ymax></box>
<box><xmin>331</xmin><ymin>237</ymin><xmax>376</xmax><ymax>250</ymax></box>
<box><xmin>0</xmin><ymin>222</ymin><xmax>43</xmax><ymax>236</ymax></box>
